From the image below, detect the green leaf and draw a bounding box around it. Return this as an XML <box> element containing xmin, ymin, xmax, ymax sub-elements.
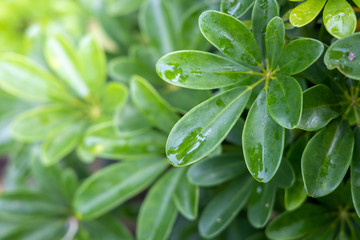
<box><xmin>45</xmin><ymin>35</ymin><xmax>90</xmax><ymax>98</ymax></box>
<box><xmin>0</xmin><ymin>191</ymin><xmax>67</xmax><ymax>219</ymax></box>
<box><xmin>79</xmin><ymin>122</ymin><xmax>167</xmax><ymax>160</ymax></box>
<box><xmin>351</xmin><ymin>127</ymin><xmax>360</xmax><ymax>218</ymax></box>
<box><xmin>285</xmin><ymin>135</ymin><xmax>308</xmax><ymax>211</ymax></box>
<box><xmin>42</xmin><ymin>121</ymin><xmax>85</xmax><ymax>165</ymax></box>
<box><xmin>199</xmin><ymin>177</ymin><xmax>254</xmax><ymax>238</ymax></box>
<box><xmin>187</xmin><ymin>152</ymin><xmax>247</xmax><ymax>186</ymax></box>
<box><xmin>297</xmin><ymin>84</ymin><xmax>340</xmax><ymax>131</ymax></box>
<box><xmin>220</xmin><ymin>0</ymin><xmax>254</xmax><ymax>18</ymax></box>
<box><xmin>226</xmin><ymin>118</ymin><xmax>245</xmax><ymax>145</ymax></box>
<box><xmin>115</xmin><ymin>100</ymin><xmax>151</xmax><ymax>136</ymax></box>
<box><xmin>278</xmin><ymin>38</ymin><xmax>324</xmax><ymax>75</ymax></box>
<box><xmin>289</xmin><ymin>0</ymin><xmax>327</xmax><ymax>27</ymax></box>
<box><xmin>106</xmin><ymin>0</ymin><xmax>145</xmax><ymax>16</ymax></box>
<box><xmin>108</xmin><ymin>57</ymin><xmax>159</xmax><ymax>85</ymax></box>
<box><xmin>199</xmin><ymin>10</ymin><xmax>262</xmax><ymax>65</ymax></box>
<box><xmin>156</xmin><ymin>51</ymin><xmax>259</xmax><ymax>89</ymax></box>
<box><xmin>243</xmin><ymin>89</ymin><xmax>285</xmax><ymax>182</ymax></box>
<box><xmin>11</xmin><ymin>105</ymin><xmax>80</xmax><ymax>142</ymax></box>
<box><xmin>247</xmin><ymin>182</ymin><xmax>276</xmax><ymax>228</ymax></box>
<box><xmin>130</xmin><ymin>75</ymin><xmax>179</xmax><ymax>133</ymax></box>
<box><xmin>100</xmin><ymin>82</ymin><xmax>129</xmax><ymax>116</ymax></box>
<box><xmin>265</xmin><ymin>17</ymin><xmax>285</xmax><ymax>70</ymax></box>
<box><xmin>265</xmin><ymin>204</ymin><xmax>333</xmax><ymax>240</ymax></box>
<box><xmin>74</xmin><ymin>157</ymin><xmax>167</xmax><ymax>220</ymax></box>
<box><xmin>252</xmin><ymin>0</ymin><xmax>279</xmax><ymax>57</ymax></box>
<box><xmin>173</xmin><ymin>168</ymin><xmax>199</xmax><ymax>220</ymax></box>
<box><xmin>302</xmin><ymin>119</ymin><xmax>354</xmax><ymax>197</ymax></box>
<box><xmin>167</xmin><ymin>87</ymin><xmax>251</xmax><ymax>166</ymax></box>
<box><xmin>0</xmin><ymin>54</ymin><xmax>65</xmax><ymax>102</ymax></box>
<box><xmin>267</xmin><ymin>75</ymin><xmax>303</xmax><ymax>129</ymax></box>
<box><xmin>139</xmin><ymin>0</ymin><xmax>177</xmax><ymax>54</ymax></box>
<box><xmin>78</xmin><ymin>36</ymin><xmax>106</xmax><ymax>96</ymax></box>
<box><xmin>271</xmin><ymin>159</ymin><xmax>295</xmax><ymax>189</ymax></box>
<box><xmin>323</xmin><ymin>0</ymin><xmax>357</xmax><ymax>39</ymax></box>
<box><xmin>355</xmin><ymin>0</ymin><xmax>360</xmax><ymax>7</ymax></box>
<box><xmin>324</xmin><ymin>32</ymin><xmax>360</xmax><ymax>80</ymax></box>
<box><xmin>137</xmin><ymin>168</ymin><xmax>182</xmax><ymax>240</ymax></box>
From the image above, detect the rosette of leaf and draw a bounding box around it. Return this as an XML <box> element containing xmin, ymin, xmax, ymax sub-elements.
<box><xmin>289</xmin><ymin>0</ymin><xmax>360</xmax><ymax>38</ymax></box>
<box><xmin>266</xmin><ymin>183</ymin><xmax>360</xmax><ymax>239</ymax></box>
<box><xmin>0</xmin><ymin>35</ymin><xmax>128</xmax><ymax>165</ymax></box>
<box><xmin>287</xmin><ymin>33</ymin><xmax>360</xmax><ymax>218</ymax></box>
<box><xmin>156</xmin><ymin>6</ymin><xmax>323</xmax><ymax>183</ymax></box>
<box><xmin>0</xmin><ymin>146</ymin><xmax>134</xmax><ymax>240</ymax></box>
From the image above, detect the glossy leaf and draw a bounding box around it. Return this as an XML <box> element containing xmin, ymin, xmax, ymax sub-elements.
<box><xmin>187</xmin><ymin>152</ymin><xmax>247</xmax><ymax>186</ymax></box>
<box><xmin>297</xmin><ymin>84</ymin><xmax>340</xmax><ymax>131</ymax></box>
<box><xmin>0</xmin><ymin>54</ymin><xmax>64</xmax><ymax>102</ymax></box>
<box><xmin>156</xmin><ymin>51</ymin><xmax>259</xmax><ymax>89</ymax></box>
<box><xmin>285</xmin><ymin>135</ymin><xmax>308</xmax><ymax>211</ymax></box>
<box><xmin>79</xmin><ymin>122</ymin><xmax>166</xmax><ymax>160</ymax></box>
<box><xmin>11</xmin><ymin>105</ymin><xmax>80</xmax><ymax>142</ymax></box>
<box><xmin>324</xmin><ymin>33</ymin><xmax>360</xmax><ymax>80</ymax></box>
<box><xmin>74</xmin><ymin>157</ymin><xmax>168</xmax><ymax>220</ymax></box>
<box><xmin>130</xmin><ymin>75</ymin><xmax>179</xmax><ymax>133</ymax></box>
<box><xmin>173</xmin><ymin>168</ymin><xmax>199</xmax><ymax>220</ymax></box>
<box><xmin>267</xmin><ymin>75</ymin><xmax>303</xmax><ymax>129</ymax></box>
<box><xmin>266</xmin><ymin>204</ymin><xmax>333</xmax><ymax>240</ymax></box>
<box><xmin>243</xmin><ymin>89</ymin><xmax>285</xmax><ymax>182</ymax></box>
<box><xmin>137</xmin><ymin>168</ymin><xmax>182</xmax><ymax>240</ymax></box>
<box><xmin>199</xmin><ymin>10</ymin><xmax>262</xmax><ymax>65</ymax></box>
<box><xmin>225</xmin><ymin>118</ymin><xmax>245</xmax><ymax>145</ymax></box>
<box><xmin>278</xmin><ymin>38</ymin><xmax>324</xmax><ymax>75</ymax></box>
<box><xmin>302</xmin><ymin>119</ymin><xmax>354</xmax><ymax>197</ymax></box>
<box><xmin>323</xmin><ymin>0</ymin><xmax>356</xmax><ymax>39</ymax></box>
<box><xmin>100</xmin><ymin>82</ymin><xmax>129</xmax><ymax>116</ymax></box>
<box><xmin>248</xmin><ymin>183</ymin><xmax>276</xmax><ymax>228</ymax></box>
<box><xmin>289</xmin><ymin>0</ymin><xmax>327</xmax><ymax>27</ymax></box>
<box><xmin>271</xmin><ymin>159</ymin><xmax>295</xmax><ymax>189</ymax></box>
<box><xmin>265</xmin><ymin>17</ymin><xmax>285</xmax><ymax>70</ymax></box>
<box><xmin>252</xmin><ymin>0</ymin><xmax>279</xmax><ymax>56</ymax></box>
<box><xmin>199</xmin><ymin>177</ymin><xmax>254</xmax><ymax>238</ymax></box>
<box><xmin>78</xmin><ymin>36</ymin><xmax>106</xmax><ymax>96</ymax></box>
<box><xmin>167</xmin><ymin>86</ymin><xmax>251</xmax><ymax>166</ymax></box>
<box><xmin>220</xmin><ymin>0</ymin><xmax>254</xmax><ymax>18</ymax></box>
<box><xmin>45</xmin><ymin>35</ymin><xmax>89</xmax><ymax>98</ymax></box>
<box><xmin>351</xmin><ymin>127</ymin><xmax>360</xmax><ymax>218</ymax></box>
<box><xmin>42</xmin><ymin>121</ymin><xmax>85</xmax><ymax>165</ymax></box>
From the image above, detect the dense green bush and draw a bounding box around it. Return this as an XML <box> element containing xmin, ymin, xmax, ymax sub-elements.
<box><xmin>0</xmin><ymin>0</ymin><xmax>360</xmax><ymax>239</ymax></box>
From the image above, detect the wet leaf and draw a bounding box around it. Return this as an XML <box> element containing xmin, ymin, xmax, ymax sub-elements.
<box><xmin>265</xmin><ymin>16</ymin><xmax>285</xmax><ymax>70</ymax></box>
<box><xmin>166</xmin><ymin>87</ymin><xmax>251</xmax><ymax>166</ymax></box>
<box><xmin>323</xmin><ymin>0</ymin><xmax>356</xmax><ymax>39</ymax></box>
<box><xmin>74</xmin><ymin>157</ymin><xmax>167</xmax><ymax>220</ymax></box>
<box><xmin>199</xmin><ymin>177</ymin><xmax>254</xmax><ymax>238</ymax></box>
<box><xmin>297</xmin><ymin>84</ymin><xmax>340</xmax><ymax>131</ymax></box>
<box><xmin>243</xmin><ymin>89</ymin><xmax>285</xmax><ymax>182</ymax></box>
<box><xmin>220</xmin><ymin>0</ymin><xmax>254</xmax><ymax>18</ymax></box>
<box><xmin>324</xmin><ymin>33</ymin><xmax>360</xmax><ymax>80</ymax></box>
<box><xmin>278</xmin><ymin>38</ymin><xmax>324</xmax><ymax>75</ymax></box>
<box><xmin>252</xmin><ymin>0</ymin><xmax>279</xmax><ymax>57</ymax></box>
<box><xmin>289</xmin><ymin>0</ymin><xmax>327</xmax><ymax>27</ymax></box>
<box><xmin>248</xmin><ymin>182</ymin><xmax>276</xmax><ymax>228</ymax></box>
<box><xmin>302</xmin><ymin>119</ymin><xmax>354</xmax><ymax>197</ymax></box>
<box><xmin>156</xmin><ymin>51</ymin><xmax>259</xmax><ymax>89</ymax></box>
<box><xmin>267</xmin><ymin>75</ymin><xmax>303</xmax><ymax>129</ymax></box>
<box><xmin>199</xmin><ymin>10</ymin><xmax>262</xmax><ymax>65</ymax></box>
